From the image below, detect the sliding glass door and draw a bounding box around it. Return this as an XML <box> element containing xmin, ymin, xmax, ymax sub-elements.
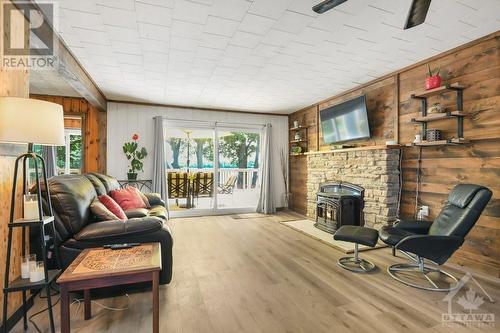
<box><xmin>164</xmin><ymin>121</ymin><xmax>262</xmax><ymax>217</ymax></box>
<box><xmin>216</xmin><ymin>128</ymin><xmax>260</xmax><ymax>211</ymax></box>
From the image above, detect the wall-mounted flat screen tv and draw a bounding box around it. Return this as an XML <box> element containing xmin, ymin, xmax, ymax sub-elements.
<box><xmin>320</xmin><ymin>95</ymin><xmax>370</xmax><ymax>144</ymax></box>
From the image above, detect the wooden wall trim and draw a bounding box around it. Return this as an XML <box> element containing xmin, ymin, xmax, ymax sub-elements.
<box><xmin>108</xmin><ymin>99</ymin><xmax>288</xmax><ymax>117</ymax></box>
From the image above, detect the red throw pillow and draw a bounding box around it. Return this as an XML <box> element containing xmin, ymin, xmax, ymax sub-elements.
<box><xmin>98</xmin><ymin>194</ymin><xmax>127</xmax><ymax>220</ymax></box>
<box><xmin>110</xmin><ymin>187</ymin><xmax>147</xmax><ymax>211</ymax></box>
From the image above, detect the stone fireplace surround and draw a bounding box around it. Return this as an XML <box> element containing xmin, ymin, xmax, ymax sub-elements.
<box><xmin>306</xmin><ymin>147</ymin><xmax>400</xmax><ymax>230</ymax></box>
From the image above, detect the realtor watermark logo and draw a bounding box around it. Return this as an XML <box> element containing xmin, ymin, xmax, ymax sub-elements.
<box><xmin>442</xmin><ymin>272</ymin><xmax>495</xmax><ymax>328</ymax></box>
<box><xmin>1</xmin><ymin>1</ymin><xmax>58</xmax><ymax>70</ymax></box>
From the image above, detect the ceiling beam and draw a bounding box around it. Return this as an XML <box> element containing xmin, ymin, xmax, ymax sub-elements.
<box><xmin>12</xmin><ymin>0</ymin><xmax>107</xmax><ymax>111</ymax></box>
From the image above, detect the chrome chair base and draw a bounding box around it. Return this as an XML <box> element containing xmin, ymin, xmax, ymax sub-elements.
<box><xmin>387</xmin><ymin>262</ymin><xmax>459</xmax><ymax>291</ymax></box>
<box><xmin>338</xmin><ymin>257</ymin><xmax>375</xmax><ymax>272</ymax></box>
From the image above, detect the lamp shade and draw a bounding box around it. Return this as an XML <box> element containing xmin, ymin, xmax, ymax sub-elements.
<box><xmin>0</xmin><ymin>97</ymin><xmax>65</xmax><ymax>146</ymax></box>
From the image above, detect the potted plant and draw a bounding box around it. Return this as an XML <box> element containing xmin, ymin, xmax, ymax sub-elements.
<box><xmin>123</xmin><ymin>133</ymin><xmax>148</xmax><ymax>181</ymax></box>
<box><xmin>425</xmin><ymin>64</ymin><xmax>441</xmax><ymax>90</ymax></box>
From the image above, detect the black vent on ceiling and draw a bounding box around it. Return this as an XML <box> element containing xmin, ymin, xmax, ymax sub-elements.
<box><xmin>312</xmin><ymin>0</ymin><xmax>348</xmax><ymax>14</ymax></box>
<box><xmin>404</xmin><ymin>0</ymin><xmax>432</xmax><ymax>29</ymax></box>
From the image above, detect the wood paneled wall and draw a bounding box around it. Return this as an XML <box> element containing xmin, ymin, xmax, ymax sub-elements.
<box><xmin>288</xmin><ymin>32</ymin><xmax>499</xmax><ymax>277</ymax></box>
<box><xmin>30</xmin><ymin>95</ymin><xmax>107</xmax><ymax>173</ymax></box>
<box><xmin>0</xmin><ymin>0</ymin><xmax>30</xmax><ymax>325</ymax></box>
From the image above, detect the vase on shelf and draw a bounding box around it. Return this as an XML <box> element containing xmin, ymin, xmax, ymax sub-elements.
<box><xmin>425</xmin><ymin>75</ymin><xmax>442</xmax><ymax>90</ymax></box>
<box><xmin>127</xmin><ymin>172</ymin><xmax>138</xmax><ymax>181</ymax></box>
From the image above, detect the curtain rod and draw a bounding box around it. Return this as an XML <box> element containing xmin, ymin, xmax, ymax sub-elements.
<box><xmin>154</xmin><ymin>116</ymin><xmax>270</xmax><ymax>128</ymax></box>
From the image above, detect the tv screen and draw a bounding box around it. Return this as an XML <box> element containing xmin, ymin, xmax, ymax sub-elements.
<box><xmin>320</xmin><ymin>95</ymin><xmax>370</xmax><ymax>144</ymax></box>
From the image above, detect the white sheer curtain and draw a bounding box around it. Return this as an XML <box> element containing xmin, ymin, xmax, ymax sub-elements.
<box><xmin>152</xmin><ymin>116</ymin><xmax>168</xmax><ymax>204</ymax></box>
<box><xmin>41</xmin><ymin>145</ymin><xmax>57</xmax><ymax>178</ymax></box>
<box><xmin>257</xmin><ymin>123</ymin><xmax>275</xmax><ymax>214</ymax></box>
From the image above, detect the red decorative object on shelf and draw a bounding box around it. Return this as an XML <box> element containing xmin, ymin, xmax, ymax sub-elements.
<box><xmin>425</xmin><ymin>64</ymin><xmax>441</xmax><ymax>90</ymax></box>
<box><xmin>425</xmin><ymin>75</ymin><xmax>442</xmax><ymax>90</ymax></box>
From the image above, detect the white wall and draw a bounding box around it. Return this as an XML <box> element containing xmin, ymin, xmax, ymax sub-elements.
<box><xmin>107</xmin><ymin>102</ymin><xmax>289</xmax><ymax>207</ymax></box>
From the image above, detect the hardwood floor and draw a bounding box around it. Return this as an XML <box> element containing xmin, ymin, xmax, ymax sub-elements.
<box><xmin>12</xmin><ymin>212</ymin><xmax>500</xmax><ymax>332</ymax></box>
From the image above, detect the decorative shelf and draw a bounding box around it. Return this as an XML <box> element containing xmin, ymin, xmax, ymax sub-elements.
<box><xmin>411</xmin><ymin>83</ymin><xmax>464</xmax><ymax>98</ymax></box>
<box><xmin>411</xmin><ymin>111</ymin><xmax>466</xmax><ymax>123</ymax></box>
<box><xmin>289</xmin><ymin>139</ymin><xmax>308</xmax><ymax>144</ymax></box>
<box><xmin>410</xmin><ymin>82</ymin><xmax>466</xmax><ymax>145</ymax></box>
<box><xmin>4</xmin><ymin>269</ymin><xmax>61</xmax><ymax>292</ymax></box>
<box><xmin>290</xmin><ymin>153</ymin><xmax>305</xmax><ymax>156</ymax></box>
<box><xmin>406</xmin><ymin>138</ymin><xmax>469</xmax><ymax>147</ymax></box>
<box><xmin>289</xmin><ymin>126</ymin><xmax>309</xmax><ymax>131</ymax></box>
<box><xmin>9</xmin><ymin>216</ymin><xmax>54</xmax><ymax>227</ymax></box>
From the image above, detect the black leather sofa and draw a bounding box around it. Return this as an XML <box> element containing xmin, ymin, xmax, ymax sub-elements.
<box><xmin>38</xmin><ymin>173</ymin><xmax>173</xmax><ymax>285</ymax></box>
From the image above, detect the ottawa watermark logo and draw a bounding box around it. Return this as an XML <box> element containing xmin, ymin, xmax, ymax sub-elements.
<box><xmin>442</xmin><ymin>272</ymin><xmax>495</xmax><ymax>328</ymax></box>
<box><xmin>1</xmin><ymin>1</ymin><xmax>58</xmax><ymax>70</ymax></box>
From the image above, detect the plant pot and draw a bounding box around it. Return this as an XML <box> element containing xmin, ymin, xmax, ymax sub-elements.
<box><xmin>127</xmin><ymin>172</ymin><xmax>138</xmax><ymax>181</ymax></box>
<box><xmin>425</xmin><ymin>75</ymin><xmax>442</xmax><ymax>90</ymax></box>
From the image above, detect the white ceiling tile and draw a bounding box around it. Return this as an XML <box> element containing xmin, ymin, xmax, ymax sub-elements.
<box><xmin>105</xmin><ymin>25</ymin><xmax>141</xmax><ymax>43</ymax></box>
<box><xmin>197</xmin><ymin>47</ymin><xmax>224</xmax><ymax>60</ymax></box>
<box><xmin>138</xmin><ymin>23</ymin><xmax>170</xmax><ymax>41</ymax></box>
<box><xmin>238</xmin><ymin>14</ymin><xmax>276</xmax><ymax>35</ymax></box>
<box><xmin>140</xmin><ymin>38</ymin><xmax>170</xmax><ymax>53</ymax></box>
<box><xmin>171</xmin><ymin>20</ymin><xmax>204</xmax><ymax>39</ymax></box>
<box><xmin>273</xmin><ymin>10</ymin><xmax>314</xmax><ymax>34</ymax></box>
<box><xmin>230</xmin><ymin>31</ymin><xmax>263</xmax><ymax>49</ymax></box>
<box><xmin>136</xmin><ymin>0</ymin><xmax>175</xmax><ymax>8</ymax></box>
<box><xmin>248</xmin><ymin>0</ymin><xmax>292</xmax><ymax>20</ymax></box>
<box><xmin>173</xmin><ymin>0</ymin><xmax>210</xmax><ymax>24</ymax></box>
<box><xmin>210</xmin><ymin>0</ymin><xmax>251</xmax><ymax>21</ymax></box>
<box><xmin>61</xmin><ymin>9</ymin><xmax>103</xmax><ymax>30</ymax></box>
<box><xmin>72</xmin><ymin>27</ymin><xmax>109</xmax><ymax>45</ymax></box>
<box><xmin>97</xmin><ymin>5</ymin><xmax>137</xmax><ymax>28</ymax></box>
<box><xmin>95</xmin><ymin>0</ymin><xmax>135</xmax><ymax>10</ymax></box>
<box><xmin>200</xmin><ymin>33</ymin><xmax>231</xmax><ymax>49</ymax></box>
<box><xmin>261</xmin><ymin>29</ymin><xmax>294</xmax><ymax>47</ymax></box>
<box><xmin>204</xmin><ymin>16</ymin><xmax>240</xmax><ymax>37</ymax></box>
<box><xmin>171</xmin><ymin>36</ymin><xmax>200</xmax><ymax>51</ymax></box>
<box><xmin>111</xmin><ymin>41</ymin><xmax>142</xmax><ymax>55</ymax></box>
<box><xmin>136</xmin><ymin>2</ymin><xmax>172</xmax><ymax>26</ymax></box>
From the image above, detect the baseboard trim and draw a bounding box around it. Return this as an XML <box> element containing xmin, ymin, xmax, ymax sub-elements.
<box><xmin>0</xmin><ymin>295</ymin><xmax>35</xmax><ymax>332</ymax></box>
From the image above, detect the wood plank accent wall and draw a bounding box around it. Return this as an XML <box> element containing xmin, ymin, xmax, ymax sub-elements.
<box><xmin>30</xmin><ymin>95</ymin><xmax>107</xmax><ymax>174</ymax></box>
<box><xmin>0</xmin><ymin>0</ymin><xmax>29</xmax><ymax>324</ymax></box>
<box><xmin>288</xmin><ymin>32</ymin><xmax>500</xmax><ymax>277</ymax></box>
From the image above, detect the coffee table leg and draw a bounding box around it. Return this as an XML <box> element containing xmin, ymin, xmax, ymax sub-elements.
<box><xmin>84</xmin><ymin>289</ymin><xmax>91</xmax><ymax>320</ymax></box>
<box><xmin>152</xmin><ymin>271</ymin><xmax>159</xmax><ymax>333</ymax></box>
<box><xmin>60</xmin><ymin>284</ymin><xmax>70</xmax><ymax>333</ymax></box>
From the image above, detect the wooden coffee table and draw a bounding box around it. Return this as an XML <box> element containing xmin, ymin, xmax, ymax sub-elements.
<box><xmin>57</xmin><ymin>243</ymin><xmax>162</xmax><ymax>333</ymax></box>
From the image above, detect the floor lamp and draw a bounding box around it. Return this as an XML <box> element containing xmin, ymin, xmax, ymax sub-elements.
<box><xmin>0</xmin><ymin>97</ymin><xmax>64</xmax><ymax>333</ymax></box>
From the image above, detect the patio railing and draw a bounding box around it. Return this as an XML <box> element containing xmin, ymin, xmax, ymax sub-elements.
<box><xmin>167</xmin><ymin>168</ymin><xmax>259</xmax><ymax>190</ymax></box>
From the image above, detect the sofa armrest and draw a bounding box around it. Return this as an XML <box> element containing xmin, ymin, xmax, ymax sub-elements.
<box><xmin>144</xmin><ymin>193</ymin><xmax>165</xmax><ymax>207</ymax></box>
<box><xmin>396</xmin><ymin>235</ymin><xmax>464</xmax><ymax>265</ymax></box>
<box><xmin>394</xmin><ymin>219</ymin><xmax>433</xmax><ymax>234</ymax></box>
<box><xmin>75</xmin><ymin>217</ymin><xmax>163</xmax><ymax>241</ymax></box>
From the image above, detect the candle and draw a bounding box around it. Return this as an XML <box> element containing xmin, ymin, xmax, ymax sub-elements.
<box><xmin>30</xmin><ymin>262</ymin><xmax>45</xmax><ymax>282</ymax></box>
<box><xmin>21</xmin><ymin>262</ymin><xmax>30</xmax><ymax>279</ymax></box>
<box><xmin>21</xmin><ymin>254</ymin><xmax>36</xmax><ymax>279</ymax></box>
<box><xmin>24</xmin><ymin>194</ymin><xmax>39</xmax><ymax>220</ymax></box>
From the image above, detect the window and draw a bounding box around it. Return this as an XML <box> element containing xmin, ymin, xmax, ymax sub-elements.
<box><xmin>58</xmin><ymin>128</ymin><xmax>82</xmax><ymax>175</ymax></box>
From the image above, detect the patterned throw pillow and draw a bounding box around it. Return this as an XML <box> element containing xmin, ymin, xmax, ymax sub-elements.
<box><xmin>97</xmin><ymin>194</ymin><xmax>127</xmax><ymax>220</ymax></box>
<box><xmin>90</xmin><ymin>198</ymin><xmax>120</xmax><ymax>221</ymax></box>
<box><xmin>110</xmin><ymin>186</ymin><xmax>147</xmax><ymax>211</ymax></box>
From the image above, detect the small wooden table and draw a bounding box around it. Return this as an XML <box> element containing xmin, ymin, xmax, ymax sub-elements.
<box><xmin>57</xmin><ymin>243</ymin><xmax>162</xmax><ymax>333</ymax></box>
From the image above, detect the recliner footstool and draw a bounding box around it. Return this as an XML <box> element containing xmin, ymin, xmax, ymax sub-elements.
<box><xmin>333</xmin><ymin>225</ymin><xmax>379</xmax><ymax>272</ymax></box>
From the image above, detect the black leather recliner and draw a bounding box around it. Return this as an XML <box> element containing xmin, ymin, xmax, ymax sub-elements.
<box><xmin>37</xmin><ymin>173</ymin><xmax>173</xmax><ymax>285</ymax></box>
<box><xmin>379</xmin><ymin>184</ymin><xmax>492</xmax><ymax>291</ymax></box>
